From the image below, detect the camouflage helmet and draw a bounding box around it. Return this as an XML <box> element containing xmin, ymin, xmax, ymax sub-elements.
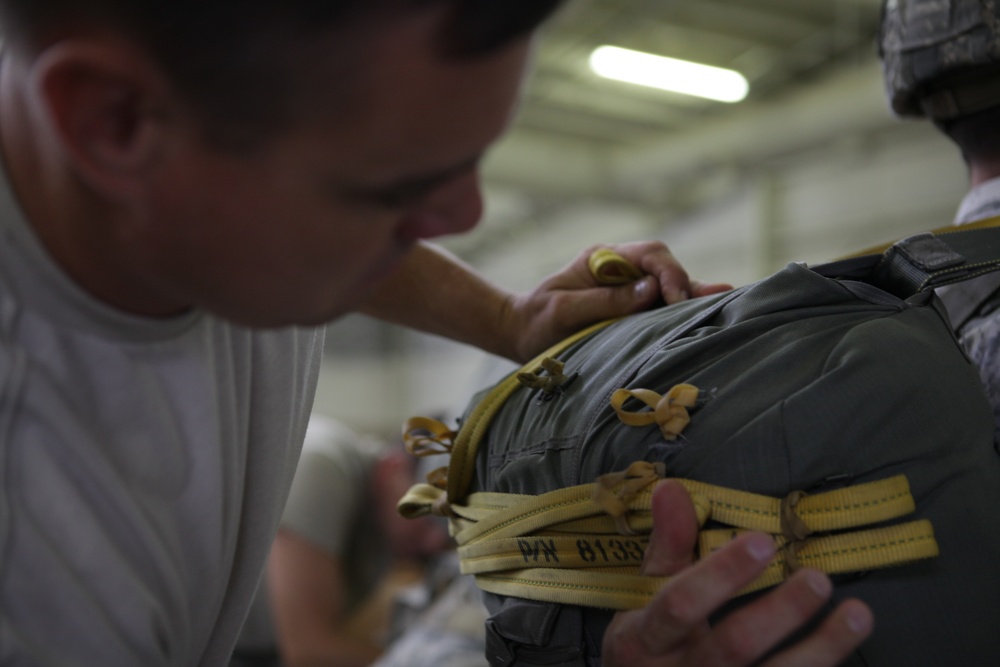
<box><xmin>879</xmin><ymin>0</ymin><xmax>1000</xmax><ymax>120</ymax></box>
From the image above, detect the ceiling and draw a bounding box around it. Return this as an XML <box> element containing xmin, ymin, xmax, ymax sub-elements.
<box><xmin>519</xmin><ymin>0</ymin><xmax>884</xmax><ymax>152</ymax></box>
<box><xmin>437</xmin><ymin>0</ymin><xmax>892</xmax><ymax>264</ymax></box>
<box><xmin>471</xmin><ymin>0</ymin><xmax>887</xmax><ymax>205</ymax></box>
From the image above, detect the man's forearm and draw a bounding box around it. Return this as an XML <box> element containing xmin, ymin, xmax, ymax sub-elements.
<box><xmin>360</xmin><ymin>242</ymin><xmax>519</xmax><ymax>360</ymax></box>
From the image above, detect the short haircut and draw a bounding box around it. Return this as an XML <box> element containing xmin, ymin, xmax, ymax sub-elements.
<box><xmin>0</xmin><ymin>0</ymin><xmax>563</xmax><ymax>149</ymax></box>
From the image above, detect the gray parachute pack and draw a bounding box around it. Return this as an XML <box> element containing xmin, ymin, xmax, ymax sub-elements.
<box><xmin>400</xmin><ymin>225</ymin><xmax>1000</xmax><ymax>667</ymax></box>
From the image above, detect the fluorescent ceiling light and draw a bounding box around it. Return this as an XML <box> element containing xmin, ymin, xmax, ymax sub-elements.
<box><xmin>589</xmin><ymin>45</ymin><xmax>749</xmax><ymax>103</ymax></box>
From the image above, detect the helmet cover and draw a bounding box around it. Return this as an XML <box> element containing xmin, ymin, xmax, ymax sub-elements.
<box><xmin>879</xmin><ymin>0</ymin><xmax>1000</xmax><ymax>119</ymax></box>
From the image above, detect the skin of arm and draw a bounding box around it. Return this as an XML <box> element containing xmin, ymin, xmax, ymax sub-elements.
<box><xmin>360</xmin><ymin>241</ymin><xmax>732</xmax><ymax>363</ymax></box>
<box><xmin>267</xmin><ymin>530</ymin><xmax>382</xmax><ymax>667</ymax></box>
<box><xmin>602</xmin><ymin>481</ymin><xmax>875</xmax><ymax>667</ymax></box>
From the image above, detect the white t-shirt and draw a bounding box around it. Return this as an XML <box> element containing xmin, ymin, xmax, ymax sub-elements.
<box><xmin>0</xmin><ymin>165</ymin><xmax>324</xmax><ymax>666</ymax></box>
<box><xmin>235</xmin><ymin>417</ymin><xmax>386</xmax><ymax>655</ymax></box>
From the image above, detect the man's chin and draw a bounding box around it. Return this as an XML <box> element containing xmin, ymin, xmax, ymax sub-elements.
<box><xmin>372</xmin><ymin>243</ymin><xmax>416</xmax><ymax>284</ymax></box>
<box><xmin>231</xmin><ymin>246</ymin><xmax>418</xmax><ymax>328</ymax></box>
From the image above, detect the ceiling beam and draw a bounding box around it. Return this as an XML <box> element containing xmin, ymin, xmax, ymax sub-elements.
<box><xmin>609</xmin><ymin>56</ymin><xmax>897</xmax><ymax>200</ymax></box>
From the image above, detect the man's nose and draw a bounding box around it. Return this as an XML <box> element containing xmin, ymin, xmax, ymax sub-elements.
<box><xmin>396</xmin><ymin>170</ymin><xmax>484</xmax><ymax>242</ymax></box>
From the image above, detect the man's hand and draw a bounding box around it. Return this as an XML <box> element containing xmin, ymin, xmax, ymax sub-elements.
<box><xmin>503</xmin><ymin>241</ymin><xmax>732</xmax><ymax>362</ymax></box>
<box><xmin>602</xmin><ymin>481</ymin><xmax>874</xmax><ymax>667</ymax></box>
<box><xmin>361</xmin><ymin>241</ymin><xmax>729</xmax><ymax>363</ymax></box>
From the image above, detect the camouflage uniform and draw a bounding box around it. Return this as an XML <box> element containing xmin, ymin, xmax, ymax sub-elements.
<box><xmin>947</xmin><ymin>177</ymin><xmax>1000</xmax><ymax>440</ymax></box>
<box><xmin>880</xmin><ymin>0</ymin><xmax>1000</xmax><ymax>439</ymax></box>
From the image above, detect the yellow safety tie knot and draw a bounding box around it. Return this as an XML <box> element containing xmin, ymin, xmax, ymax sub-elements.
<box><xmin>403</xmin><ymin>416</ymin><xmax>457</xmax><ymax>457</ymax></box>
<box><xmin>516</xmin><ymin>357</ymin><xmax>571</xmax><ymax>398</ymax></box>
<box><xmin>611</xmin><ymin>384</ymin><xmax>701</xmax><ymax>441</ymax></box>
<box><xmin>432</xmin><ymin>494</ymin><xmax>456</xmax><ymax>518</ymax></box>
<box><xmin>425</xmin><ymin>465</ymin><xmax>449</xmax><ymax>491</ymax></box>
<box><xmin>593</xmin><ymin>461</ymin><xmax>667</xmax><ymax>536</ymax></box>
<box><xmin>587</xmin><ymin>248</ymin><xmax>646</xmax><ymax>285</ymax></box>
<box><xmin>780</xmin><ymin>489</ymin><xmax>812</xmax><ymax>576</ymax></box>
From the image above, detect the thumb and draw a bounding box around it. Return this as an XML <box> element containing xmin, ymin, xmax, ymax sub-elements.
<box><xmin>641</xmin><ymin>480</ymin><xmax>699</xmax><ymax>576</ymax></box>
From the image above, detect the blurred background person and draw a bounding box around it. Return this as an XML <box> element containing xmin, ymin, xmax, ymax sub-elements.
<box><xmin>232</xmin><ymin>415</ymin><xmax>454</xmax><ymax>667</ymax></box>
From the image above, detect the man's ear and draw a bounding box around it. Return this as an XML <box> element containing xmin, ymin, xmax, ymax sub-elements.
<box><xmin>31</xmin><ymin>40</ymin><xmax>173</xmax><ymax>199</ymax></box>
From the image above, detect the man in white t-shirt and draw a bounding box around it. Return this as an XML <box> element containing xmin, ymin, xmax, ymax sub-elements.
<box><xmin>0</xmin><ymin>2</ymin><xmax>872</xmax><ymax>666</ymax></box>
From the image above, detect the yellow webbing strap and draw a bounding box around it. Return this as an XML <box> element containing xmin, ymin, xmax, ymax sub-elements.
<box><xmin>470</xmin><ymin>520</ymin><xmax>937</xmax><ymax>609</ymax></box>
<box><xmin>397</xmin><ymin>467</ymin><xmax>938</xmax><ymax>610</ymax></box>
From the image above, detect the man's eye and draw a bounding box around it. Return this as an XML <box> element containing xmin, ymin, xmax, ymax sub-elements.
<box><xmin>365</xmin><ymin>182</ymin><xmax>440</xmax><ymax>209</ymax></box>
<box><xmin>371</xmin><ymin>188</ymin><xmax>422</xmax><ymax>208</ymax></box>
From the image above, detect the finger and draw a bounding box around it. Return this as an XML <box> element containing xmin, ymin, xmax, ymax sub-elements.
<box><xmin>641</xmin><ymin>480</ymin><xmax>699</xmax><ymax>576</ymax></box>
<box><xmin>762</xmin><ymin>598</ymin><xmax>873</xmax><ymax>667</ymax></box>
<box><xmin>639</xmin><ymin>532</ymin><xmax>776</xmax><ymax>653</ymax></box>
<box><xmin>601</xmin><ymin>241</ymin><xmax>693</xmax><ymax>305</ymax></box>
<box><xmin>553</xmin><ymin>277</ymin><xmax>661</xmax><ymax>327</ymax></box>
<box><xmin>690</xmin><ymin>279</ymin><xmax>734</xmax><ymax>298</ymax></box>
<box><xmin>689</xmin><ymin>569</ymin><xmax>837</xmax><ymax>666</ymax></box>
<box><xmin>636</xmin><ymin>248</ymin><xmax>691</xmax><ymax>305</ymax></box>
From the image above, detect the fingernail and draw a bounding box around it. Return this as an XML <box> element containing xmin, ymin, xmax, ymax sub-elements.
<box><xmin>804</xmin><ymin>570</ymin><xmax>832</xmax><ymax>597</ymax></box>
<box><xmin>634</xmin><ymin>279</ymin><xmax>650</xmax><ymax>297</ymax></box>
<box><xmin>744</xmin><ymin>534</ymin><xmax>775</xmax><ymax>562</ymax></box>
<box><xmin>846</xmin><ymin>606</ymin><xmax>873</xmax><ymax>635</ymax></box>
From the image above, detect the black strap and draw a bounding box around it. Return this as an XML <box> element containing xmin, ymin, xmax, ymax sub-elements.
<box><xmin>874</xmin><ymin>226</ymin><xmax>1000</xmax><ymax>297</ymax></box>
<box><xmin>815</xmin><ymin>219</ymin><xmax>1000</xmax><ymax>300</ymax></box>
<box><xmin>937</xmin><ymin>273</ymin><xmax>1000</xmax><ymax>331</ymax></box>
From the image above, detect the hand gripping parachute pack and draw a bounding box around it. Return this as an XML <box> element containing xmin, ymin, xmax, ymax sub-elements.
<box><xmin>399</xmin><ymin>222</ymin><xmax>1000</xmax><ymax>667</ymax></box>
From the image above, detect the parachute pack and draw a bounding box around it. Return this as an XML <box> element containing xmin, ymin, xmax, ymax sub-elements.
<box><xmin>399</xmin><ymin>220</ymin><xmax>1000</xmax><ymax>666</ymax></box>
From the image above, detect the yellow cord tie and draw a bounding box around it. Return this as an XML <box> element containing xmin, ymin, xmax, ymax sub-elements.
<box><xmin>592</xmin><ymin>461</ymin><xmax>667</xmax><ymax>536</ymax></box>
<box><xmin>402</xmin><ymin>416</ymin><xmax>456</xmax><ymax>459</ymax></box>
<box><xmin>780</xmin><ymin>490</ymin><xmax>812</xmax><ymax>575</ymax></box>
<box><xmin>516</xmin><ymin>357</ymin><xmax>570</xmax><ymax>397</ymax></box>
<box><xmin>611</xmin><ymin>384</ymin><xmax>700</xmax><ymax>441</ymax></box>
<box><xmin>402</xmin><ymin>416</ymin><xmax>457</xmax><ymax>498</ymax></box>
<box><xmin>587</xmin><ymin>248</ymin><xmax>646</xmax><ymax>285</ymax></box>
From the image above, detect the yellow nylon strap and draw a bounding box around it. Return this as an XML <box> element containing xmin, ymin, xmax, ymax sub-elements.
<box><xmin>699</xmin><ymin>521</ymin><xmax>938</xmax><ymax>592</ymax></box>
<box><xmin>678</xmin><ymin>475</ymin><xmax>915</xmax><ymax>535</ymax></box>
<box><xmin>459</xmin><ymin>476</ymin><xmax>933</xmax><ymax>609</ymax></box>
<box><xmin>446</xmin><ymin>475</ymin><xmax>915</xmax><ymax>551</ymax></box>
<box><xmin>476</xmin><ymin>567</ymin><xmax>669</xmax><ymax>610</ymax></box>
<box><xmin>451</xmin><ymin>474</ymin><xmax>914</xmax><ymax>547</ymax></box>
<box><xmin>470</xmin><ymin>519</ymin><xmax>938</xmax><ymax>610</ymax></box>
<box><xmin>400</xmin><ymin>466</ymin><xmax>936</xmax><ymax>609</ymax></box>
<box><xmin>460</xmin><ymin>534</ymin><xmax>651</xmax><ymax>574</ymax></box>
